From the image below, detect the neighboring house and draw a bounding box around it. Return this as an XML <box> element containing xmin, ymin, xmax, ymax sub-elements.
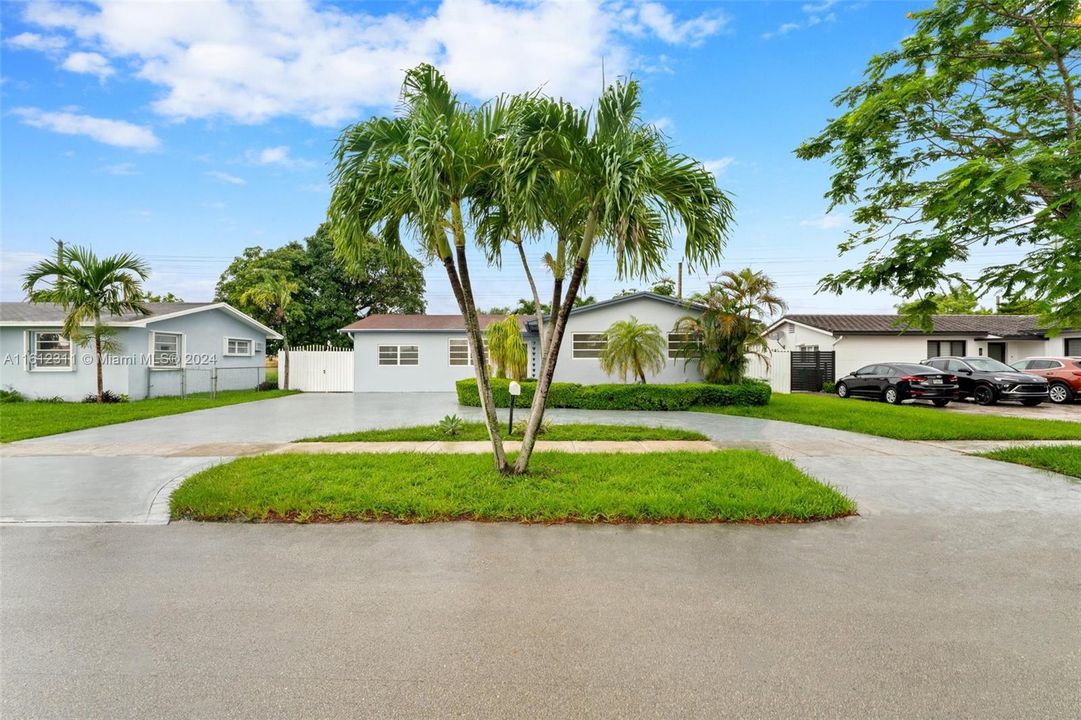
<box><xmin>340</xmin><ymin>291</ymin><xmax>704</xmax><ymax>392</ymax></box>
<box><xmin>764</xmin><ymin>314</ymin><xmax>1081</xmax><ymax>381</ymax></box>
<box><xmin>0</xmin><ymin>302</ymin><xmax>281</xmax><ymax>401</ymax></box>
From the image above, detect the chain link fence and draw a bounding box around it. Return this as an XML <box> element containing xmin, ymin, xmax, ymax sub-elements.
<box><xmin>145</xmin><ymin>365</ymin><xmax>268</xmax><ymax>399</ymax></box>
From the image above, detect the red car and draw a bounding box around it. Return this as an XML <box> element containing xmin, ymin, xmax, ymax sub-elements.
<box><xmin>1011</xmin><ymin>357</ymin><xmax>1081</xmax><ymax>404</ymax></box>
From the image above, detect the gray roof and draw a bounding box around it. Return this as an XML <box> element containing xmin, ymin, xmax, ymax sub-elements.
<box><xmin>524</xmin><ymin>291</ymin><xmax>704</xmax><ymax>331</ymax></box>
<box><xmin>0</xmin><ymin>302</ymin><xmax>212</xmax><ymax>324</ymax></box>
<box><xmin>783</xmin><ymin>314</ymin><xmax>1054</xmax><ymax>338</ymax></box>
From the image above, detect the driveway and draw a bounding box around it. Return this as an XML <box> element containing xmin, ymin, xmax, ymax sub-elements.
<box><xmin>2</xmin><ymin>393</ymin><xmax>1080</xmax><ymax>718</ymax></box>
<box><xmin>939</xmin><ymin>398</ymin><xmax>1080</xmax><ymax>421</ymax></box>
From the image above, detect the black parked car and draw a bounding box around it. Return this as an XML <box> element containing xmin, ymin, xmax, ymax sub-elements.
<box><xmin>835</xmin><ymin>363</ymin><xmax>961</xmax><ymax>406</ymax></box>
<box><xmin>922</xmin><ymin>356</ymin><xmax>1049</xmax><ymax>406</ymax></box>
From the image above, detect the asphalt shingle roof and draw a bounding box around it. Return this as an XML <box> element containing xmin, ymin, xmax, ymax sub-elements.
<box><xmin>341</xmin><ymin>314</ymin><xmax>525</xmax><ymax>332</ymax></box>
<box><xmin>785</xmin><ymin>314</ymin><xmax>1052</xmax><ymax>338</ymax></box>
<box><xmin>0</xmin><ymin>302</ymin><xmax>212</xmax><ymax>324</ymax></box>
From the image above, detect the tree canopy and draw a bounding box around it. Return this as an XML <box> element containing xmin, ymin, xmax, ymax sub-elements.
<box><xmin>215</xmin><ymin>223</ymin><xmax>425</xmax><ymax>347</ymax></box>
<box><xmin>797</xmin><ymin>0</ymin><xmax>1080</xmax><ymax>331</ymax></box>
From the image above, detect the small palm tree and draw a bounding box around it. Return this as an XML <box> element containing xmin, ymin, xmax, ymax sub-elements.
<box><xmin>240</xmin><ymin>274</ymin><xmax>299</xmax><ymax>389</ymax></box>
<box><xmin>22</xmin><ymin>244</ymin><xmax>150</xmax><ymax>403</ymax></box>
<box><xmin>599</xmin><ymin>316</ymin><xmax>666</xmax><ymax>383</ymax></box>
<box><xmin>484</xmin><ymin>315</ymin><xmax>527</xmax><ymax>380</ymax></box>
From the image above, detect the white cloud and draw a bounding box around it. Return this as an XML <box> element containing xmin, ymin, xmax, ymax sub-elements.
<box><xmin>702</xmin><ymin>157</ymin><xmax>735</xmax><ymax>176</ymax></box>
<box><xmin>650</xmin><ymin>116</ymin><xmax>673</xmax><ymax>132</ymax></box>
<box><xmin>61</xmin><ymin>51</ymin><xmax>114</xmax><ymax>79</ymax></box>
<box><xmin>777</xmin><ymin>22</ymin><xmax>800</xmax><ymax>35</ymax></box>
<box><xmin>799</xmin><ymin>214</ymin><xmax>848</xmax><ymax>230</ymax></box>
<box><xmin>243</xmin><ymin>145</ymin><xmax>312</xmax><ymax>168</ymax></box>
<box><xmin>802</xmin><ymin>0</ymin><xmax>839</xmax><ymax>12</ymax></box>
<box><xmin>205</xmin><ymin>170</ymin><xmax>246</xmax><ymax>185</ymax></box>
<box><xmin>19</xmin><ymin>0</ymin><xmax>725</xmax><ymax>126</ymax></box>
<box><xmin>104</xmin><ymin>161</ymin><xmax>138</xmax><ymax>175</ymax></box>
<box><xmin>4</xmin><ymin>31</ymin><xmax>66</xmax><ymax>52</ymax></box>
<box><xmin>0</xmin><ymin>251</ymin><xmax>47</xmax><ymax>300</ymax></box>
<box><xmin>11</xmin><ymin>107</ymin><xmax>160</xmax><ymax>150</ymax></box>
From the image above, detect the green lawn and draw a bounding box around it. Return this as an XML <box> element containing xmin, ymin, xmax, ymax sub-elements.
<box><xmin>695</xmin><ymin>393</ymin><xmax>1081</xmax><ymax>441</ymax></box>
<box><xmin>170</xmin><ymin>450</ymin><xmax>855</xmax><ymax>524</ymax></box>
<box><xmin>0</xmin><ymin>389</ymin><xmax>298</xmax><ymax>443</ymax></box>
<box><xmin>304</xmin><ymin>422</ymin><xmax>708</xmax><ymax>442</ymax></box>
<box><xmin>978</xmin><ymin>445</ymin><xmax>1081</xmax><ymax>481</ymax></box>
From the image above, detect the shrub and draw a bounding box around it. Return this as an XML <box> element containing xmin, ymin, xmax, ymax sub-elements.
<box><xmin>256</xmin><ymin>380</ymin><xmax>278</xmax><ymax>391</ymax></box>
<box><xmin>81</xmin><ymin>390</ymin><xmax>128</xmax><ymax>404</ymax></box>
<box><xmin>512</xmin><ymin>417</ymin><xmax>551</xmax><ymax>436</ymax></box>
<box><xmin>456</xmin><ymin>378</ymin><xmax>771</xmax><ymax>410</ymax></box>
<box><xmin>822</xmin><ymin>381</ymin><xmax>836</xmax><ymax>395</ymax></box>
<box><xmin>0</xmin><ymin>387</ymin><xmax>26</xmax><ymax>403</ymax></box>
<box><xmin>439</xmin><ymin>414</ymin><xmax>464</xmax><ymax>436</ymax></box>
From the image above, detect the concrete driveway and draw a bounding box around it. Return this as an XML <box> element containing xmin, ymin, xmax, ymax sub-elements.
<box><xmin>2</xmin><ymin>393</ymin><xmax>1080</xmax><ymax>718</ymax></box>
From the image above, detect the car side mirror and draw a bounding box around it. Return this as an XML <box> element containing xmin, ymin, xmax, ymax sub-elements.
<box><xmin>959</xmin><ymin>368</ymin><xmax>972</xmax><ymax>374</ymax></box>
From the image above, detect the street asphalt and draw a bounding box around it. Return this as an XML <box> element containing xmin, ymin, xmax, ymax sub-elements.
<box><xmin>2</xmin><ymin>392</ymin><xmax>1080</xmax><ymax>718</ymax></box>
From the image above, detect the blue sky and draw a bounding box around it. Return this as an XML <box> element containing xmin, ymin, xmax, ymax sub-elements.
<box><xmin>1</xmin><ymin>0</ymin><xmax>1004</xmax><ymax>314</ymax></box>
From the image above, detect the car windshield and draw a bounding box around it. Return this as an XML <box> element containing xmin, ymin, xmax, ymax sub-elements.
<box><xmin>964</xmin><ymin>357</ymin><xmax>1015</xmax><ymax>372</ymax></box>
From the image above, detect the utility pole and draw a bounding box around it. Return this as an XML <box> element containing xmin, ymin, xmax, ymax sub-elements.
<box><xmin>53</xmin><ymin>237</ymin><xmax>64</xmax><ymax>263</ymax></box>
<box><xmin>677</xmin><ymin>261</ymin><xmax>683</xmax><ymax>300</ymax></box>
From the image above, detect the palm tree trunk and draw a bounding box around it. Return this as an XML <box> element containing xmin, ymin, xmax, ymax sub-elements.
<box><xmin>545</xmin><ymin>234</ymin><xmax>566</xmax><ymax>357</ymax></box>
<box><xmin>447</xmin><ymin>202</ymin><xmax>508</xmax><ymax>471</ymax></box>
<box><xmin>94</xmin><ymin>331</ymin><xmax>104</xmax><ymax>403</ymax></box>
<box><xmin>512</xmin><ymin>254</ymin><xmax>588</xmax><ymax>474</ymax></box>
<box><xmin>515</xmin><ymin>239</ymin><xmax>546</xmax><ymax>373</ymax></box>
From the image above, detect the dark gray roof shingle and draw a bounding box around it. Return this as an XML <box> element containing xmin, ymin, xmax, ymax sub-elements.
<box><xmin>784</xmin><ymin>314</ymin><xmax>1052</xmax><ymax>338</ymax></box>
<box><xmin>0</xmin><ymin>302</ymin><xmax>212</xmax><ymax>324</ymax></box>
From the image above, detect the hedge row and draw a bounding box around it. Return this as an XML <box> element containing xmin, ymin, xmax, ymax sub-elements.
<box><xmin>455</xmin><ymin>378</ymin><xmax>771</xmax><ymax>410</ymax></box>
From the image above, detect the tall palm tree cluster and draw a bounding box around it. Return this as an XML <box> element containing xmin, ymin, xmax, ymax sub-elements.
<box><xmin>328</xmin><ymin>64</ymin><xmax>734</xmax><ymax>474</ymax></box>
<box><xmin>674</xmin><ymin>269</ymin><xmax>787</xmax><ymax>384</ymax></box>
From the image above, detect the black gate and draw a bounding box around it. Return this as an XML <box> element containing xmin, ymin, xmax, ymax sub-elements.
<box><xmin>791</xmin><ymin>351</ymin><xmax>835</xmax><ymax>392</ymax></box>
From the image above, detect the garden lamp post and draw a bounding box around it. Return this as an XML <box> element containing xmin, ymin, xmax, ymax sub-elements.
<box><xmin>508</xmin><ymin>381</ymin><xmax>521</xmax><ymax>435</ymax></box>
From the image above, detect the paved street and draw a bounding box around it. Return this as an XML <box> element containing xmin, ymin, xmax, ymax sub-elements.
<box><xmin>2</xmin><ymin>393</ymin><xmax>1080</xmax><ymax>718</ymax></box>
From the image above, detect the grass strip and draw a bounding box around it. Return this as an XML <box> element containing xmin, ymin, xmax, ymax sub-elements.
<box><xmin>977</xmin><ymin>445</ymin><xmax>1081</xmax><ymax>481</ymax></box>
<box><xmin>304</xmin><ymin>422</ymin><xmax>707</xmax><ymax>443</ymax></box>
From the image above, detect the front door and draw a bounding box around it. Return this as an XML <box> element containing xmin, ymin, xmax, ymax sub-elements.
<box><xmin>987</xmin><ymin>342</ymin><xmax>1006</xmax><ymax>363</ymax></box>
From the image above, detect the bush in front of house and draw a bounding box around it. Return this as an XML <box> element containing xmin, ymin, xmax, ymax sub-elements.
<box><xmin>81</xmin><ymin>390</ymin><xmax>128</xmax><ymax>404</ymax></box>
<box><xmin>822</xmin><ymin>381</ymin><xmax>836</xmax><ymax>395</ymax></box>
<box><xmin>455</xmin><ymin>378</ymin><xmax>771</xmax><ymax>410</ymax></box>
<box><xmin>1</xmin><ymin>387</ymin><xmax>26</xmax><ymax>403</ymax></box>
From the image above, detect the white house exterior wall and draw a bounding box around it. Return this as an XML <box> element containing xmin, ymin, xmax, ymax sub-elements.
<box><xmin>352</xmin><ymin>331</ymin><xmax>527</xmax><ymax>392</ymax></box>
<box><xmin>0</xmin><ymin>326</ymin><xmax>135</xmax><ymax>401</ymax></box>
<box><xmin>550</xmin><ymin>296</ymin><xmax>703</xmax><ymax>385</ymax></box>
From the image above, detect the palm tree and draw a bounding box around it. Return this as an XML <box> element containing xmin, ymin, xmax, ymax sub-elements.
<box><xmin>675</xmin><ymin>268</ymin><xmax>786</xmax><ymax>383</ymax></box>
<box><xmin>22</xmin><ymin>244</ymin><xmax>150</xmax><ymax>403</ymax></box>
<box><xmin>329</xmin><ymin>64</ymin><xmax>519</xmax><ymax>470</ymax></box>
<box><xmin>484</xmin><ymin>315</ymin><xmax>527</xmax><ymax>380</ymax></box>
<box><xmin>599</xmin><ymin>316</ymin><xmax>666</xmax><ymax>383</ymax></box>
<box><xmin>240</xmin><ymin>274</ymin><xmax>299</xmax><ymax>390</ymax></box>
<box><xmin>506</xmin><ymin>82</ymin><xmax>734</xmax><ymax>473</ymax></box>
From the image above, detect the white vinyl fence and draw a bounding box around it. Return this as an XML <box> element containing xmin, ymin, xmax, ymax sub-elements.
<box><xmin>745</xmin><ymin>350</ymin><xmax>790</xmax><ymax>394</ymax></box>
<box><xmin>277</xmin><ymin>345</ymin><xmax>354</xmax><ymax>392</ymax></box>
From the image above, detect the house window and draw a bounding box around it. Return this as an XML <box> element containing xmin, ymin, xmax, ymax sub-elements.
<box><xmin>224</xmin><ymin>337</ymin><xmax>253</xmax><ymax>356</ymax></box>
<box><xmin>151</xmin><ymin>332</ymin><xmax>182</xmax><ymax>368</ymax></box>
<box><xmin>29</xmin><ymin>331</ymin><xmax>73</xmax><ymax>370</ymax></box>
<box><xmin>572</xmin><ymin>333</ymin><xmax>607</xmax><ymax>359</ymax></box>
<box><xmin>449</xmin><ymin>338</ymin><xmax>472</xmax><ymax>366</ymax></box>
<box><xmin>667</xmin><ymin>332</ymin><xmax>696</xmax><ymax>359</ymax></box>
<box><xmin>1066</xmin><ymin>338</ymin><xmax>1081</xmax><ymax>357</ymax></box>
<box><xmin>927</xmin><ymin>340</ymin><xmax>965</xmax><ymax>357</ymax></box>
<box><xmin>378</xmin><ymin>345</ymin><xmax>419</xmax><ymax>366</ymax></box>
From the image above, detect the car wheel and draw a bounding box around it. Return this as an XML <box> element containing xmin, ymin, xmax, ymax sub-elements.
<box><xmin>884</xmin><ymin>386</ymin><xmax>902</xmax><ymax>405</ymax></box>
<box><xmin>1021</xmin><ymin>399</ymin><xmax>1043</xmax><ymax>407</ymax></box>
<box><xmin>974</xmin><ymin>384</ymin><xmax>997</xmax><ymax>406</ymax></box>
<box><xmin>836</xmin><ymin>382</ymin><xmax>849</xmax><ymax>398</ymax></box>
<box><xmin>1048</xmin><ymin>382</ymin><xmax>1073</xmax><ymax>404</ymax></box>
<box><xmin>932</xmin><ymin>399</ymin><xmax>950</xmax><ymax>407</ymax></box>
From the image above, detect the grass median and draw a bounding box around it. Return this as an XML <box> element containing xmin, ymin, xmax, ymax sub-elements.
<box><xmin>304</xmin><ymin>422</ymin><xmax>707</xmax><ymax>443</ymax></box>
<box><xmin>695</xmin><ymin>393</ymin><xmax>1081</xmax><ymax>441</ymax></box>
<box><xmin>978</xmin><ymin>446</ymin><xmax>1081</xmax><ymax>481</ymax></box>
<box><xmin>0</xmin><ymin>389</ymin><xmax>298</xmax><ymax>443</ymax></box>
<box><xmin>170</xmin><ymin>450</ymin><xmax>855</xmax><ymax>524</ymax></box>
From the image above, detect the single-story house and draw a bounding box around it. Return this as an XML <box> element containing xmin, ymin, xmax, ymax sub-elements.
<box><xmin>340</xmin><ymin>291</ymin><xmax>704</xmax><ymax>392</ymax></box>
<box><xmin>0</xmin><ymin>302</ymin><xmax>280</xmax><ymax>401</ymax></box>
<box><xmin>764</xmin><ymin>314</ymin><xmax>1081</xmax><ymax>381</ymax></box>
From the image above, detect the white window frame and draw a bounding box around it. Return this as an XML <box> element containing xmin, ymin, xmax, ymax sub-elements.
<box><xmin>26</xmin><ymin>330</ymin><xmax>75</xmax><ymax>372</ymax></box>
<box><xmin>667</xmin><ymin>331</ymin><xmax>697</xmax><ymax>359</ymax></box>
<box><xmin>149</xmin><ymin>331</ymin><xmax>185</xmax><ymax>369</ymax></box>
<box><xmin>571</xmin><ymin>332</ymin><xmax>607</xmax><ymax>359</ymax></box>
<box><xmin>378</xmin><ymin>344</ymin><xmax>419</xmax><ymax>366</ymax></box>
<box><xmin>448</xmin><ymin>337</ymin><xmax>473</xmax><ymax>366</ymax></box>
<box><xmin>223</xmin><ymin>337</ymin><xmax>254</xmax><ymax>357</ymax></box>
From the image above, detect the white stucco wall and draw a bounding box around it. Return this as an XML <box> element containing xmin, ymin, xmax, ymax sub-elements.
<box><xmin>352</xmin><ymin>331</ymin><xmax>510</xmax><ymax>392</ymax></box>
<box><xmin>548</xmin><ymin>297</ymin><xmax>703</xmax><ymax>385</ymax></box>
<box><xmin>0</xmin><ymin>307</ymin><xmax>269</xmax><ymax>401</ymax></box>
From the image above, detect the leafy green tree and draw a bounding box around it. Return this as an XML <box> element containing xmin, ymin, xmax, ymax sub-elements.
<box><xmin>675</xmin><ymin>269</ymin><xmax>786</xmax><ymax>384</ymax></box>
<box><xmin>240</xmin><ymin>274</ymin><xmax>300</xmax><ymax>390</ymax></box>
<box><xmin>896</xmin><ymin>284</ymin><xmax>988</xmax><ymax>315</ymax></box>
<box><xmin>599</xmin><ymin>316</ymin><xmax>666</xmax><ymax>384</ymax></box>
<box><xmin>484</xmin><ymin>315</ymin><xmax>528</xmax><ymax>380</ymax></box>
<box><xmin>216</xmin><ymin>224</ymin><xmax>425</xmax><ymax>348</ymax></box>
<box><xmin>22</xmin><ymin>245</ymin><xmax>150</xmax><ymax>402</ymax></box>
<box><xmin>650</xmin><ymin>277</ymin><xmax>675</xmax><ymax>296</ymax></box>
<box><xmin>797</xmin><ymin>0</ymin><xmax>1081</xmax><ymax>331</ymax></box>
<box><xmin>141</xmin><ymin>291</ymin><xmax>184</xmax><ymax>302</ymax></box>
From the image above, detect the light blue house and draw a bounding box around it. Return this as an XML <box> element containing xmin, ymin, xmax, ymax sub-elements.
<box><xmin>0</xmin><ymin>302</ymin><xmax>280</xmax><ymax>401</ymax></box>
